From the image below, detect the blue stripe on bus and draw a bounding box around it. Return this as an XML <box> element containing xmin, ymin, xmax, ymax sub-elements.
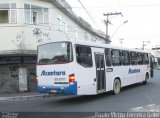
<box><xmin>37</xmin><ymin>82</ymin><xmax>77</xmax><ymax>95</ymax></box>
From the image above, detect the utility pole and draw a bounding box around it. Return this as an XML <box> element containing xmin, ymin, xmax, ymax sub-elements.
<box><xmin>142</xmin><ymin>41</ymin><xmax>146</xmax><ymax>50</ymax></box>
<box><xmin>119</xmin><ymin>38</ymin><xmax>124</xmax><ymax>47</ymax></box>
<box><xmin>103</xmin><ymin>12</ymin><xmax>122</xmax><ymax>43</ymax></box>
<box><xmin>142</xmin><ymin>40</ymin><xmax>150</xmax><ymax>50</ymax></box>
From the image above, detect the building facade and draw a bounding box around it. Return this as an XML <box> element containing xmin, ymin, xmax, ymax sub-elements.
<box><xmin>0</xmin><ymin>0</ymin><xmax>109</xmax><ymax>93</ymax></box>
<box><xmin>151</xmin><ymin>47</ymin><xmax>160</xmax><ymax>69</ymax></box>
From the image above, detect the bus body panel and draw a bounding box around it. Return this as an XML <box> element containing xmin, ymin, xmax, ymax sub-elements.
<box><xmin>75</xmin><ymin>64</ymin><xmax>97</xmax><ymax>95</ymax></box>
<box><xmin>73</xmin><ymin>46</ymin><xmax>97</xmax><ymax>95</ymax></box>
<box><xmin>106</xmin><ymin>65</ymin><xmax>150</xmax><ymax>90</ymax></box>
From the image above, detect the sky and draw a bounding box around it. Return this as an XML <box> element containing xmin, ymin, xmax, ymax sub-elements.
<box><xmin>66</xmin><ymin>0</ymin><xmax>160</xmax><ymax>49</ymax></box>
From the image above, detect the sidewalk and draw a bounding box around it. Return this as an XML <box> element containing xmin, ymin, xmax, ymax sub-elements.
<box><xmin>0</xmin><ymin>92</ymin><xmax>48</xmax><ymax>101</ymax></box>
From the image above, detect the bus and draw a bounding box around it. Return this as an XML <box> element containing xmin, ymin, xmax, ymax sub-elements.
<box><xmin>36</xmin><ymin>40</ymin><xmax>154</xmax><ymax>95</ymax></box>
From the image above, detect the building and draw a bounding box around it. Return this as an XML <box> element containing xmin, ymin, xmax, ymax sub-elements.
<box><xmin>151</xmin><ymin>46</ymin><xmax>160</xmax><ymax>69</ymax></box>
<box><xmin>0</xmin><ymin>0</ymin><xmax>109</xmax><ymax>93</ymax></box>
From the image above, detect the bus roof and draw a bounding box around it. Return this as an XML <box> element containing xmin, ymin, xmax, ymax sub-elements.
<box><xmin>71</xmin><ymin>40</ymin><xmax>150</xmax><ymax>53</ymax></box>
<box><xmin>38</xmin><ymin>40</ymin><xmax>150</xmax><ymax>54</ymax></box>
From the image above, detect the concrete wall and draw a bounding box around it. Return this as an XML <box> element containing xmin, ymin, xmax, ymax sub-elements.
<box><xmin>0</xmin><ymin>64</ymin><xmax>36</xmax><ymax>93</ymax></box>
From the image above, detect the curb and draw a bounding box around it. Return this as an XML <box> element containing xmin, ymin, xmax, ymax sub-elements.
<box><xmin>0</xmin><ymin>94</ymin><xmax>48</xmax><ymax>101</ymax></box>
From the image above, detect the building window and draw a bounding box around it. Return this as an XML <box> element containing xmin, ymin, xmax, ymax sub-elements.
<box><xmin>32</xmin><ymin>12</ymin><xmax>38</xmax><ymax>24</ymax></box>
<box><xmin>10</xmin><ymin>3</ymin><xmax>17</xmax><ymax>23</ymax></box>
<box><xmin>57</xmin><ymin>17</ymin><xmax>61</xmax><ymax>30</ymax></box>
<box><xmin>62</xmin><ymin>21</ymin><xmax>65</xmax><ymax>32</ymax></box>
<box><xmin>57</xmin><ymin>15</ymin><xmax>67</xmax><ymax>33</ymax></box>
<box><xmin>0</xmin><ymin>3</ymin><xmax>17</xmax><ymax>24</ymax></box>
<box><xmin>83</xmin><ymin>32</ymin><xmax>88</xmax><ymax>40</ymax></box>
<box><xmin>91</xmin><ymin>37</ymin><xmax>96</xmax><ymax>42</ymax></box>
<box><xmin>24</xmin><ymin>4</ymin><xmax>31</xmax><ymax>23</ymax></box>
<box><xmin>24</xmin><ymin>4</ymin><xmax>49</xmax><ymax>24</ymax></box>
<box><xmin>0</xmin><ymin>10</ymin><xmax>8</xmax><ymax>23</ymax></box>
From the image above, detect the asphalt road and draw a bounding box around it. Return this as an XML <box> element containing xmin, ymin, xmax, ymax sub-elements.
<box><xmin>0</xmin><ymin>70</ymin><xmax>160</xmax><ymax>117</ymax></box>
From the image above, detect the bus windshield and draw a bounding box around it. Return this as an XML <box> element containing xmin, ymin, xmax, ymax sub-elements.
<box><xmin>37</xmin><ymin>42</ymin><xmax>73</xmax><ymax>65</ymax></box>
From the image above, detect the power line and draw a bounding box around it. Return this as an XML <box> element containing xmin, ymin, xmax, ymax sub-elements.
<box><xmin>1</xmin><ymin>3</ymin><xmax>160</xmax><ymax>10</ymax></box>
<box><xmin>78</xmin><ymin>0</ymin><xmax>100</xmax><ymax>29</ymax></box>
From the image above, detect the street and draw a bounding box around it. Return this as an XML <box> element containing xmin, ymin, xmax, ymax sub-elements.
<box><xmin>0</xmin><ymin>70</ymin><xmax>160</xmax><ymax>117</ymax></box>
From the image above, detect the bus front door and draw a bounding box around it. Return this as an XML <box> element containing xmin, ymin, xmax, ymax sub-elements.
<box><xmin>95</xmin><ymin>53</ymin><xmax>106</xmax><ymax>93</ymax></box>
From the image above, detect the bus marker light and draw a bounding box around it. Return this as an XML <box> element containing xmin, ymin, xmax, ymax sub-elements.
<box><xmin>69</xmin><ymin>74</ymin><xmax>75</xmax><ymax>83</ymax></box>
<box><xmin>36</xmin><ymin>76</ymin><xmax>39</xmax><ymax>84</ymax></box>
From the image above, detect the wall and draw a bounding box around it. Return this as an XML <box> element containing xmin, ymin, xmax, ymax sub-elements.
<box><xmin>0</xmin><ymin>0</ymin><xmax>105</xmax><ymax>93</ymax></box>
<box><xmin>0</xmin><ymin>64</ymin><xmax>36</xmax><ymax>93</ymax></box>
<box><xmin>0</xmin><ymin>0</ymin><xmax>105</xmax><ymax>52</ymax></box>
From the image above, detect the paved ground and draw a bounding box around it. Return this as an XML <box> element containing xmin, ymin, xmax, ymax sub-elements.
<box><xmin>0</xmin><ymin>92</ymin><xmax>47</xmax><ymax>101</ymax></box>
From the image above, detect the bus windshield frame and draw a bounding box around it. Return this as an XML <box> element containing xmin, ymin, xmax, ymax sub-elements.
<box><xmin>37</xmin><ymin>41</ymin><xmax>73</xmax><ymax>65</ymax></box>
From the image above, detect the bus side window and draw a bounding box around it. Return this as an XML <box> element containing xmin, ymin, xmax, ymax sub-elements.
<box><xmin>122</xmin><ymin>50</ymin><xmax>130</xmax><ymax>65</ymax></box>
<box><xmin>137</xmin><ymin>52</ymin><xmax>143</xmax><ymax>65</ymax></box>
<box><xmin>105</xmin><ymin>48</ymin><xmax>112</xmax><ymax>66</ymax></box>
<box><xmin>76</xmin><ymin>45</ymin><xmax>93</xmax><ymax>67</ymax></box>
<box><xmin>130</xmin><ymin>52</ymin><xmax>138</xmax><ymax>65</ymax></box>
<box><xmin>111</xmin><ymin>49</ymin><xmax>121</xmax><ymax>66</ymax></box>
<box><xmin>143</xmin><ymin>53</ymin><xmax>149</xmax><ymax>64</ymax></box>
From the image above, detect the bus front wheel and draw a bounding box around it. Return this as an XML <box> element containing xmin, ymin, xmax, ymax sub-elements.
<box><xmin>112</xmin><ymin>79</ymin><xmax>121</xmax><ymax>95</ymax></box>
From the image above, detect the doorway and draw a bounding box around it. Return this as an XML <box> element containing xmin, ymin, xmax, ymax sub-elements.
<box><xmin>95</xmin><ymin>53</ymin><xmax>106</xmax><ymax>93</ymax></box>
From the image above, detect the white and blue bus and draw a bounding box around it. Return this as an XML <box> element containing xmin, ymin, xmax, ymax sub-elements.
<box><xmin>36</xmin><ymin>40</ymin><xmax>154</xmax><ymax>95</ymax></box>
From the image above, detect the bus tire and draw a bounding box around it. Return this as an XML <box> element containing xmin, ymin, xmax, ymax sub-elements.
<box><xmin>112</xmin><ymin>78</ymin><xmax>121</xmax><ymax>95</ymax></box>
<box><xmin>143</xmin><ymin>73</ymin><xmax>149</xmax><ymax>85</ymax></box>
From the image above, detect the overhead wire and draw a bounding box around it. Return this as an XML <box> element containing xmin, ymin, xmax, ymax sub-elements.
<box><xmin>78</xmin><ymin>0</ymin><xmax>100</xmax><ymax>29</ymax></box>
<box><xmin>1</xmin><ymin>3</ymin><xmax>160</xmax><ymax>10</ymax></box>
